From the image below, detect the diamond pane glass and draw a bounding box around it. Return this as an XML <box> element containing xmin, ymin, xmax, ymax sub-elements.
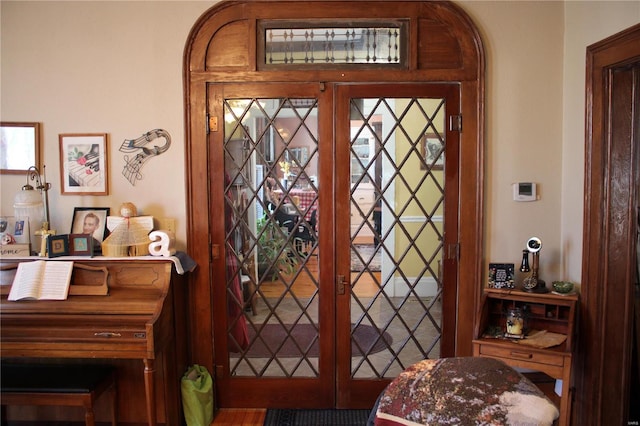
<box><xmin>349</xmin><ymin>97</ymin><xmax>445</xmax><ymax>378</ymax></box>
<box><xmin>224</xmin><ymin>97</ymin><xmax>320</xmax><ymax>377</ymax></box>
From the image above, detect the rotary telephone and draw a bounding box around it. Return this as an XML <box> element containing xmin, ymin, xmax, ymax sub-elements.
<box><xmin>520</xmin><ymin>237</ymin><xmax>549</xmax><ymax>293</ymax></box>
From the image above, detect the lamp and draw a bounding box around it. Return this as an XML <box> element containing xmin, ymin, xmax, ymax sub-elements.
<box><xmin>13</xmin><ymin>165</ymin><xmax>53</xmax><ymax>255</ymax></box>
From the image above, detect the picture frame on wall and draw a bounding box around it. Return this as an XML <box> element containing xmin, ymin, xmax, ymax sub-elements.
<box><xmin>0</xmin><ymin>122</ymin><xmax>41</xmax><ymax>175</ymax></box>
<box><xmin>59</xmin><ymin>133</ymin><xmax>109</xmax><ymax>195</ymax></box>
<box><xmin>70</xmin><ymin>207</ymin><xmax>110</xmax><ymax>244</ymax></box>
<box><xmin>420</xmin><ymin>133</ymin><xmax>444</xmax><ymax>170</ymax></box>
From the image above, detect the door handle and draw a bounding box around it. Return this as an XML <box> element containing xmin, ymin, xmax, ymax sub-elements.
<box><xmin>337</xmin><ymin>274</ymin><xmax>348</xmax><ymax>295</ymax></box>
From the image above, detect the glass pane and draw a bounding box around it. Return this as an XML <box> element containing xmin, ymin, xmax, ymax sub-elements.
<box><xmin>224</xmin><ymin>97</ymin><xmax>320</xmax><ymax>378</ymax></box>
<box><xmin>264</xmin><ymin>26</ymin><xmax>403</xmax><ymax>65</ymax></box>
<box><xmin>349</xmin><ymin>97</ymin><xmax>445</xmax><ymax>379</ymax></box>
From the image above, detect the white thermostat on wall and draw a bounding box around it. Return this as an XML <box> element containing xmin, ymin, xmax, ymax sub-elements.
<box><xmin>513</xmin><ymin>182</ymin><xmax>538</xmax><ymax>202</ymax></box>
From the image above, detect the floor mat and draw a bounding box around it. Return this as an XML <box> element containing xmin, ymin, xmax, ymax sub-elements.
<box><xmin>263</xmin><ymin>408</ymin><xmax>371</xmax><ymax>426</ymax></box>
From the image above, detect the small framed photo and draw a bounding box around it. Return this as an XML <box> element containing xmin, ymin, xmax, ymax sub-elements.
<box><xmin>59</xmin><ymin>133</ymin><xmax>109</xmax><ymax>195</ymax></box>
<box><xmin>47</xmin><ymin>234</ymin><xmax>69</xmax><ymax>258</ymax></box>
<box><xmin>488</xmin><ymin>263</ymin><xmax>515</xmax><ymax>289</ymax></box>
<box><xmin>70</xmin><ymin>207</ymin><xmax>110</xmax><ymax>245</ymax></box>
<box><xmin>420</xmin><ymin>133</ymin><xmax>444</xmax><ymax>170</ymax></box>
<box><xmin>0</xmin><ymin>216</ymin><xmax>30</xmax><ymax>245</ymax></box>
<box><xmin>0</xmin><ymin>216</ymin><xmax>31</xmax><ymax>257</ymax></box>
<box><xmin>69</xmin><ymin>233</ymin><xmax>94</xmax><ymax>257</ymax></box>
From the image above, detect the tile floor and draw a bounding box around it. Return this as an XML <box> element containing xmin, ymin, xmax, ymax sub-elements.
<box><xmin>230</xmin><ymin>295</ymin><xmax>442</xmax><ymax>378</ymax></box>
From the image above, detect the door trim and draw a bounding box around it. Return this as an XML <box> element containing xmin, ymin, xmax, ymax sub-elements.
<box><xmin>183</xmin><ymin>0</ymin><xmax>485</xmax><ymax>407</ymax></box>
<box><xmin>578</xmin><ymin>23</ymin><xmax>640</xmax><ymax>425</ymax></box>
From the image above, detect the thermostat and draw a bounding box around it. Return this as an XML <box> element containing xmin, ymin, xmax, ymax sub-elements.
<box><xmin>513</xmin><ymin>182</ymin><xmax>537</xmax><ymax>202</ymax></box>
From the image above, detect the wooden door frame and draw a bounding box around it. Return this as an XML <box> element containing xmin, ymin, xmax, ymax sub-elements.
<box><xmin>183</xmin><ymin>0</ymin><xmax>485</xmax><ymax>407</ymax></box>
<box><xmin>578</xmin><ymin>23</ymin><xmax>640</xmax><ymax>425</ymax></box>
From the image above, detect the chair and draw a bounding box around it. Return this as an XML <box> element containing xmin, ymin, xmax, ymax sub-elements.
<box><xmin>272</xmin><ymin>208</ymin><xmax>296</xmax><ymax>234</ymax></box>
<box><xmin>294</xmin><ymin>209</ymin><xmax>317</xmax><ymax>256</ymax></box>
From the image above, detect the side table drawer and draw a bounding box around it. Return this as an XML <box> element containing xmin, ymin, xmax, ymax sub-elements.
<box><xmin>476</xmin><ymin>342</ymin><xmax>565</xmax><ymax>368</ymax></box>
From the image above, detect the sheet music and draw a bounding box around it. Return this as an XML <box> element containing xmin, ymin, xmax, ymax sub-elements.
<box><xmin>8</xmin><ymin>260</ymin><xmax>74</xmax><ymax>301</ymax></box>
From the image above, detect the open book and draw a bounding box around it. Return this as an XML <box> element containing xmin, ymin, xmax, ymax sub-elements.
<box><xmin>8</xmin><ymin>260</ymin><xmax>74</xmax><ymax>301</ymax></box>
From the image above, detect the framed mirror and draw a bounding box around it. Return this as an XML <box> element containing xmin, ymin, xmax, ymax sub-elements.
<box><xmin>0</xmin><ymin>122</ymin><xmax>41</xmax><ymax>174</ymax></box>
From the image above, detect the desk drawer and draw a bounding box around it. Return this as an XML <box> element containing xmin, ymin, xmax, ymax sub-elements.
<box><xmin>476</xmin><ymin>342</ymin><xmax>565</xmax><ymax>367</ymax></box>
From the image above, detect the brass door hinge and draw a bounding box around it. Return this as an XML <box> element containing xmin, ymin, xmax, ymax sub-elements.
<box><xmin>446</xmin><ymin>243</ymin><xmax>460</xmax><ymax>261</ymax></box>
<box><xmin>206</xmin><ymin>114</ymin><xmax>218</xmax><ymax>134</ymax></box>
<box><xmin>211</xmin><ymin>243</ymin><xmax>220</xmax><ymax>260</ymax></box>
<box><xmin>449</xmin><ymin>115</ymin><xmax>462</xmax><ymax>132</ymax></box>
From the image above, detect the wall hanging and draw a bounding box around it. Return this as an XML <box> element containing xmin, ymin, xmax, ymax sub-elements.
<box><xmin>120</xmin><ymin>129</ymin><xmax>171</xmax><ymax>185</ymax></box>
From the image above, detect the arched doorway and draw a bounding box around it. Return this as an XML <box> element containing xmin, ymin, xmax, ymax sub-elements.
<box><xmin>184</xmin><ymin>0</ymin><xmax>484</xmax><ymax>408</ymax></box>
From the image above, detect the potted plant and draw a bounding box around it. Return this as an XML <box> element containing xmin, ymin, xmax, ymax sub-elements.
<box><xmin>256</xmin><ymin>216</ymin><xmax>297</xmax><ymax>281</ymax></box>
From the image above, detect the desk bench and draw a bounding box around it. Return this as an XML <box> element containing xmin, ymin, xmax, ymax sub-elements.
<box><xmin>0</xmin><ymin>363</ymin><xmax>117</xmax><ymax>426</ymax></box>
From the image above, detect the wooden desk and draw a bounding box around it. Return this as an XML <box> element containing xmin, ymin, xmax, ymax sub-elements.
<box><xmin>473</xmin><ymin>289</ymin><xmax>578</xmax><ymax>426</ymax></box>
<box><xmin>0</xmin><ymin>257</ymin><xmax>189</xmax><ymax>426</ymax></box>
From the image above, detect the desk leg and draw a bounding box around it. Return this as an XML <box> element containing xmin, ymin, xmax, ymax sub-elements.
<box><xmin>144</xmin><ymin>358</ymin><xmax>157</xmax><ymax>426</ymax></box>
<box><xmin>558</xmin><ymin>364</ymin><xmax>572</xmax><ymax>426</ymax></box>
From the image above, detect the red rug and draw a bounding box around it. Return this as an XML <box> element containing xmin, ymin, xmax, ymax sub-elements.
<box><xmin>241</xmin><ymin>323</ymin><xmax>392</xmax><ymax>358</ymax></box>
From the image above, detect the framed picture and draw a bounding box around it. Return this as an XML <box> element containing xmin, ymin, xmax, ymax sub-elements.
<box><xmin>69</xmin><ymin>233</ymin><xmax>94</xmax><ymax>257</ymax></box>
<box><xmin>47</xmin><ymin>234</ymin><xmax>69</xmax><ymax>258</ymax></box>
<box><xmin>70</xmin><ymin>207</ymin><xmax>110</xmax><ymax>244</ymax></box>
<box><xmin>0</xmin><ymin>122</ymin><xmax>41</xmax><ymax>175</ymax></box>
<box><xmin>0</xmin><ymin>216</ymin><xmax>31</xmax><ymax>256</ymax></box>
<box><xmin>488</xmin><ymin>263</ymin><xmax>515</xmax><ymax>289</ymax></box>
<box><xmin>0</xmin><ymin>216</ymin><xmax>30</xmax><ymax>245</ymax></box>
<box><xmin>59</xmin><ymin>133</ymin><xmax>109</xmax><ymax>195</ymax></box>
<box><xmin>420</xmin><ymin>133</ymin><xmax>444</xmax><ymax>170</ymax></box>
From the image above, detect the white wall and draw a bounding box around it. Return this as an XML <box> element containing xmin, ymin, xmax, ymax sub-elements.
<box><xmin>0</xmin><ymin>1</ymin><xmax>212</xmax><ymax>251</ymax></box>
<box><xmin>460</xmin><ymin>0</ymin><xmax>565</xmax><ymax>284</ymax></box>
<box><xmin>459</xmin><ymin>1</ymin><xmax>639</xmax><ymax>286</ymax></box>
<box><xmin>1</xmin><ymin>1</ymin><xmax>638</xmax><ymax>281</ymax></box>
<box><xmin>560</xmin><ymin>2</ymin><xmax>639</xmax><ymax>284</ymax></box>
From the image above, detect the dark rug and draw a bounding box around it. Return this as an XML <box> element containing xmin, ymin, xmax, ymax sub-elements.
<box><xmin>243</xmin><ymin>323</ymin><xmax>392</xmax><ymax>358</ymax></box>
<box><xmin>351</xmin><ymin>244</ymin><xmax>381</xmax><ymax>272</ymax></box>
<box><xmin>264</xmin><ymin>408</ymin><xmax>371</xmax><ymax>426</ymax></box>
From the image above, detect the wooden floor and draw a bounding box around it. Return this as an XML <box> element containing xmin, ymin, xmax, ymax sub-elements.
<box><xmin>211</xmin><ymin>409</ymin><xmax>266</xmax><ymax>426</ymax></box>
<box><xmin>258</xmin><ymin>249</ymin><xmax>380</xmax><ymax>299</ymax></box>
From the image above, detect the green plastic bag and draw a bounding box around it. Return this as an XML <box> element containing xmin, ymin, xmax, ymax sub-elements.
<box><xmin>181</xmin><ymin>364</ymin><xmax>214</xmax><ymax>426</ymax></box>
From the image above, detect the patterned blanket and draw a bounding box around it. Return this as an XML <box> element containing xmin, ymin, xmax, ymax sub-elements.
<box><xmin>374</xmin><ymin>357</ymin><xmax>559</xmax><ymax>426</ymax></box>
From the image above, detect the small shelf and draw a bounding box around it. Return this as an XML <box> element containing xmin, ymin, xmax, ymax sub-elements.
<box><xmin>473</xmin><ymin>288</ymin><xmax>579</xmax><ymax>426</ymax></box>
<box><xmin>476</xmin><ymin>288</ymin><xmax>578</xmax><ymax>350</ymax></box>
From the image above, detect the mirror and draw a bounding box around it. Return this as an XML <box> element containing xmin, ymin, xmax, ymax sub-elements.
<box><xmin>0</xmin><ymin>122</ymin><xmax>41</xmax><ymax>174</ymax></box>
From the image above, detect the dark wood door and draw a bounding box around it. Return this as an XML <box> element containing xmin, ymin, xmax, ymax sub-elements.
<box><xmin>579</xmin><ymin>23</ymin><xmax>640</xmax><ymax>425</ymax></box>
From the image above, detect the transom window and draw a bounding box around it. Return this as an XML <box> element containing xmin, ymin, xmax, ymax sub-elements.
<box><xmin>259</xmin><ymin>21</ymin><xmax>408</xmax><ymax>68</ymax></box>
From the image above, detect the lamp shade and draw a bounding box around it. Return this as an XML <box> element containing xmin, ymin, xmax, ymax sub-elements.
<box><xmin>14</xmin><ymin>186</ymin><xmax>45</xmax><ymax>227</ymax></box>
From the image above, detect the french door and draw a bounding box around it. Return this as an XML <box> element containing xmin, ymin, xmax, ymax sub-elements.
<box><xmin>210</xmin><ymin>82</ymin><xmax>460</xmax><ymax>408</ymax></box>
